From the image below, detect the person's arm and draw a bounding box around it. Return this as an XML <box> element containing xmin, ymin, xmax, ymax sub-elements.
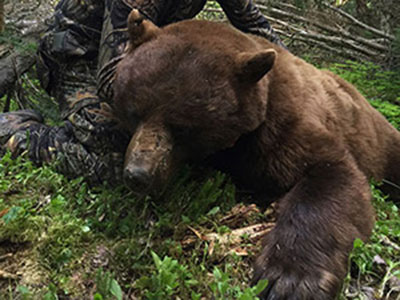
<box><xmin>217</xmin><ymin>0</ymin><xmax>286</xmax><ymax>48</ymax></box>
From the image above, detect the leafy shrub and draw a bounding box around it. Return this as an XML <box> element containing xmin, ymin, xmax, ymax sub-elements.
<box><xmin>135</xmin><ymin>251</ymin><xmax>199</xmax><ymax>299</ymax></box>
<box><xmin>210</xmin><ymin>265</ymin><xmax>268</xmax><ymax>300</ymax></box>
<box><xmin>94</xmin><ymin>269</ymin><xmax>123</xmax><ymax>300</ymax></box>
<box><xmin>328</xmin><ymin>60</ymin><xmax>400</xmax><ymax>103</ymax></box>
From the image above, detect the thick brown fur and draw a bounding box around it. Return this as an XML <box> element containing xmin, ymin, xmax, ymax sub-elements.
<box><xmin>113</xmin><ymin>10</ymin><xmax>400</xmax><ymax>299</ymax></box>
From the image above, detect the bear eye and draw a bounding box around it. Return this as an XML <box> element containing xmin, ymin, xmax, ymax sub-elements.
<box><xmin>175</xmin><ymin>127</ymin><xmax>191</xmax><ymax>136</ymax></box>
<box><xmin>170</xmin><ymin>125</ymin><xmax>191</xmax><ymax>138</ymax></box>
<box><xmin>126</xmin><ymin>106</ymin><xmax>142</xmax><ymax>120</ymax></box>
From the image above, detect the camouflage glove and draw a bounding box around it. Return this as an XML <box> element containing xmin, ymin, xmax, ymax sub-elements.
<box><xmin>0</xmin><ymin>110</ymin><xmax>44</xmax><ymax>150</ymax></box>
<box><xmin>56</xmin><ymin>92</ymin><xmax>128</xmax><ymax>185</ymax></box>
<box><xmin>0</xmin><ymin>93</ymin><xmax>129</xmax><ymax>185</ymax></box>
<box><xmin>0</xmin><ymin>110</ymin><xmax>64</xmax><ymax>165</ymax></box>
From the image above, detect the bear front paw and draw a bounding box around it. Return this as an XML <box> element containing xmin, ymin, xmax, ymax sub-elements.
<box><xmin>253</xmin><ymin>264</ymin><xmax>342</xmax><ymax>299</ymax></box>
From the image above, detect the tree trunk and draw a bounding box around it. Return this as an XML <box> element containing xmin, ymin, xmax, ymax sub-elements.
<box><xmin>0</xmin><ymin>0</ymin><xmax>4</xmax><ymax>33</ymax></box>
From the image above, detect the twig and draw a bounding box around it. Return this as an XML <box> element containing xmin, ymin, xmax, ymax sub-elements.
<box><xmin>382</xmin><ymin>236</ymin><xmax>400</xmax><ymax>251</ymax></box>
<box><xmin>0</xmin><ymin>253</ymin><xmax>13</xmax><ymax>261</ymax></box>
<box><xmin>0</xmin><ymin>269</ymin><xmax>18</xmax><ymax>280</ymax></box>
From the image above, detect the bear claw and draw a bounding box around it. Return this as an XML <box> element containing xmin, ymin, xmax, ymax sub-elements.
<box><xmin>254</xmin><ymin>268</ymin><xmax>340</xmax><ymax>300</ymax></box>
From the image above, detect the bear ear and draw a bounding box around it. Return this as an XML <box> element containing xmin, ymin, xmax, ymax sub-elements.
<box><xmin>127</xmin><ymin>9</ymin><xmax>161</xmax><ymax>50</ymax></box>
<box><xmin>235</xmin><ymin>49</ymin><xmax>277</xmax><ymax>83</ymax></box>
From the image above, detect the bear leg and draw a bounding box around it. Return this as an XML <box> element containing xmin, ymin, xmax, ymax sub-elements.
<box><xmin>253</xmin><ymin>156</ymin><xmax>374</xmax><ymax>299</ymax></box>
<box><xmin>381</xmin><ymin>135</ymin><xmax>400</xmax><ymax>203</ymax></box>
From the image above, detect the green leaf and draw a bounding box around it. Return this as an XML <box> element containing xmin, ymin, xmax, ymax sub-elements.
<box><xmin>110</xmin><ymin>279</ymin><xmax>123</xmax><ymax>300</ymax></box>
<box><xmin>207</xmin><ymin>206</ymin><xmax>220</xmax><ymax>216</ymax></box>
<box><xmin>151</xmin><ymin>251</ymin><xmax>162</xmax><ymax>270</ymax></box>
<box><xmin>353</xmin><ymin>238</ymin><xmax>364</xmax><ymax>249</ymax></box>
<box><xmin>252</xmin><ymin>279</ymin><xmax>269</xmax><ymax>295</ymax></box>
<box><xmin>181</xmin><ymin>215</ymin><xmax>191</xmax><ymax>223</ymax></box>
<box><xmin>43</xmin><ymin>290</ymin><xmax>58</xmax><ymax>300</ymax></box>
<box><xmin>17</xmin><ymin>285</ymin><xmax>31</xmax><ymax>295</ymax></box>
<box><xmin>238</xmin><ymin>293</ymin><xmax>253</xmax><ymax>300</ymax></box>
<box><xmin>213</xmin><ymin>267</ymin><xmax>222</xmax><ymax>280</ymax></box>
<box><xmin>191</xmin><ymin>291</ymin><xmax>201</xmax><ymax>300</ymax></box>
<box><xmin>93</xmin><ymin>293</ymin><xmax>104</xmax><ymax>300</ymax></box>
<box><xmin>81</xmin><ymin>225</ymin><xmax>91</xmax><ymax>233</ymax></box>
<box><xmin>135</xmin><ymin>276</ymin><xmax>151</xmax><ymax>289</ymax></box>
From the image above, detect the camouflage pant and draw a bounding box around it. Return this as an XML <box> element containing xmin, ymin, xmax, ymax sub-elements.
<box><xmin>3</xmin><ymin>0</ymin><xmax>283</xmax><ymax>185</ymax></box>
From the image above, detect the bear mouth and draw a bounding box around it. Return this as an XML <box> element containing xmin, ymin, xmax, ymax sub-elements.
<box><xmin>123</xmin><ymin>165</ymin><xmax>155</xmax><ymax>195</ymax></box>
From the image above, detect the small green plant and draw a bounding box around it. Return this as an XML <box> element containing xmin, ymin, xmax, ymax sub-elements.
<box><xmin>16</xmin><ymin>285</ymin><xmax>33</xmax><ymax>300</ymax></box>
<box><xmin>135</xmin><ymin>251</ymin><xmax>199</xmax><ymax>299</ymax></box>
<box><xmin>43</xmin><ymin>283</ymin><xmax>59</xmax><ymax>300</ymax></box>
<box><xmin>94</xmin><ymin>269</ymin><xmax>123</xmax><ymax>300</ymax></box>
<box><xmin>210</xmin><ymin>265</ymin><xmax>268</xmax><ymax>300</ymax></box>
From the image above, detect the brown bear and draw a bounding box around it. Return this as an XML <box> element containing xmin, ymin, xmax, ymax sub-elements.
<box><xmin>113</xmin><ymin>9</ymin><xmax>400</xmax><ymax>299</ymax></box>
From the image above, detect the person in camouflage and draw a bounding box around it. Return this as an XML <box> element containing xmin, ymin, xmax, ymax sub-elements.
<box><xmin>0</xmin><ymin>0</ymin><xmax>284</xmax><ymax>185</ymax></box>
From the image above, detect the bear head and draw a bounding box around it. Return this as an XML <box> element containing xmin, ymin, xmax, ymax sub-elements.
<box><xmin>113</xmin><ymin>9</ymin><xmax>276</xmax><ymax>194</ymax></box>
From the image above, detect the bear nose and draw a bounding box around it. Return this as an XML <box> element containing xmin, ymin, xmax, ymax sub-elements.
<box><xmin>123</xmin><ymin>166</ymin><xmax>152</xmax><ymax>193</ymax></box>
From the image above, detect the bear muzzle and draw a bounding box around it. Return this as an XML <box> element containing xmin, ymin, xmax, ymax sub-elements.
<box><xmin>123</xmin><ymin>121</ymin><xmax>174</xmax><ymax>195</ymax></box>
<box><xmin>123</xmin><ymin>165</ymin><xmax>153</xmax><ymax>194</ymax></box>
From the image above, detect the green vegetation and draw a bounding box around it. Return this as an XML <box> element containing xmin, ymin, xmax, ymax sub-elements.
<box><xmin>343</xmin><ymin>185</ymin><xmax>400</xmax><ymax>299</ymax></box>
<box><xmin>328</xmin><ymin>60</ymin><xmax>400</xmax><ymax>103</ymax></box>
<box><xmin>0</xmin><ymin>153</ymin><xmax>267</xmax><ymax>299</ymax></box>
<box><xmin>0</xmin><ymin>57</ymin><xmax>399</xmax><ymax>299</ymax></box>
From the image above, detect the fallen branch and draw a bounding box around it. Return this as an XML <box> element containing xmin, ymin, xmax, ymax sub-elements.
<box><xmin>256</xmin><ymin>0</ymin><xmax>394</xmax><ymax>42</ymax></box>
<box><xmin>266</xmin><ymin>15</ymin><xmax>381</xmax><ymax>58</ymax></box>
<box><xmin>279</xmin><ymin>30</ymin><xmax>368</xmax><ymax>61</ymax></box>
<box><xmin>323</xmin><ymin>3</ymin><xmax>395</xmax><ymax>41</ymax></box>
<box><xmin>184</xmin><ymin>223</ymin><xmax>274</xmax><ymax>248</ymax></box>
<box><xmin>204</xmin><ymin>223</ymin><xmax>274</xmax><ymax>245</ymax></box>
<box><xmin>258</xmin><ymin>5</ymin><xmax>389</xmax><ymax>52</ymax></box>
